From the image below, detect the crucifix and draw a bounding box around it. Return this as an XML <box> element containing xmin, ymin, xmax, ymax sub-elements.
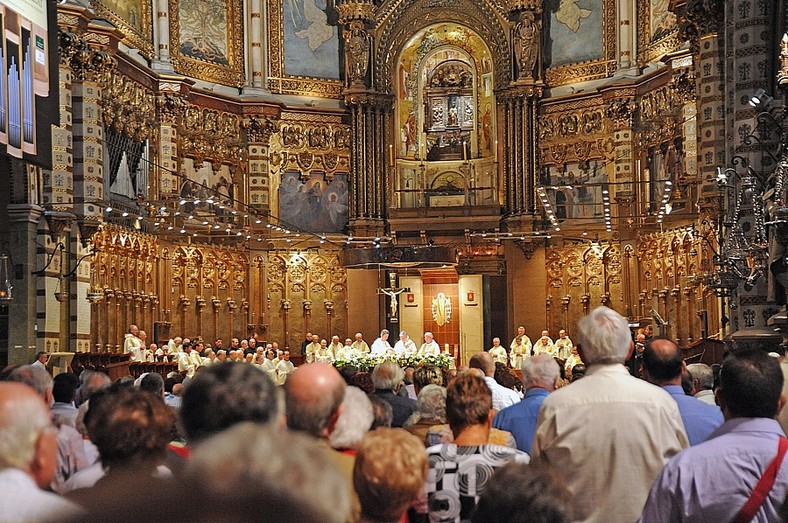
<box><xmin>377</xmin><ymin>272</ymin><xmax>410</xmax><ymax>323</ymax></box>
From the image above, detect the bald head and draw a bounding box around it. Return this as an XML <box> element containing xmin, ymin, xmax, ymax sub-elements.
<box><xmin>642</xmin><ymin>338</ymin><xmax>683</xmax><ymax>385</ymax></box>
<box><xmin>286</xmin><ymin>363</ymin><xmax>346</xmax><ymax>438</ymax></box>
<box><xmin>469</xmin><ymin>351</ymin><xmax>496</xmax><ymax>377</ymax></box>
<box><xmin>0</xmin><ymin>382</ymin><xmax>57</xmax><ymax>487</ymax></box>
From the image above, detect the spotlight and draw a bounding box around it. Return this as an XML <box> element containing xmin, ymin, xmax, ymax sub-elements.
<box><xmin>105</xmin><ymin>206</ymin><xmax>112</xmax><ymax>213</ymax></box>
<box><xmin>749</xmin><ymin>88</ymin><xmax>774</xmax><ymax>109</ymax></box>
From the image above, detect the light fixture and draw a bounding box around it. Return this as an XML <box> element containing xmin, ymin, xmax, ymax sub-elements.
<box><xmin>749</xmin><ymin>88</ymin><xmax>774</xmax><ymax>109</ymax></box>
<box><xmin>0</xmin><ymin>254</ymin><xmax>13</xmax><ymax>301</ymax></box>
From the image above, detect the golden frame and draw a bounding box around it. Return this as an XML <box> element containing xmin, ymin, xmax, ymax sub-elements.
<box><xmin>544</xmin><ymin>0</ymin><xmax>617</xmax><ymax>87</ymax></box>
<box><xmin>636</xmin><ymin>0</ymin><xmax>682</xmax><ymax>66</ymax></box>
<box><xmin>265</xmin><ymin>0</ymin><xmax>343</xmax><ymax>98</ymax></box>
<box><xmin>90</xmin><ymin>0</ymin><xmax>154</xmax><ymax>59</ymax></box>
<box><xmin>168</xmin><ymin>0</ymin><xmax>245</xmax><ymax>87</ymax></box>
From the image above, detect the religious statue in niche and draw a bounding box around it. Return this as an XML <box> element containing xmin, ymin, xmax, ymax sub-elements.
<box><xmin>513</xmin><ymin>11</ymin><xmax>541</xmax><ymax>79</ymax></box>
<box><xmin>432</xmin><ymin>292</ymin><xmax>452</xmax><ymax>326</ymax></box>
<box><xmin>447</xmin><ymin>99</ymin><xmax>459</xmax><ymax>127</ymax></box>
<box><xmin>344</xmin><ymin>20</ymin><xmax>371</xmax><ymax>87</ymax></box>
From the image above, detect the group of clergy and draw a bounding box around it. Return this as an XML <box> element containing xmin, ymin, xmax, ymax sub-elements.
<box><xmin>302</xmin><ymin>330</ymin><xmax>447</xmax><ymax>363</ymax></box>
<box><xmin>489</xmin><ymin>326</ymin><xmax>582</xmax><ymax>377</ymax></box>
<box><xmin>121</xmin><ymin>324</ymin><xmax>296</xmax><ymax>385</ymax></box>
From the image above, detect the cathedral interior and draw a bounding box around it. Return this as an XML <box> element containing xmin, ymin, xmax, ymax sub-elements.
<box><xmin>0</xmin><ymin>0</ymin><xmax>787</xmax><ymax>366</ymax></box>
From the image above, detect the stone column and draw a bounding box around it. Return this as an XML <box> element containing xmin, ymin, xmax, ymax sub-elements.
<box><xmin>243</xmin><ymin>114</ymin><xmax>279</xmax><ymax>211</ymax></box>
<box><xmin>155</xmin><ymin>82</ymin><xmax>189</xmax><ymax>198</ymax></box>
<box><xmin>244</xmin><ymin>0</ymin><xmax>267</xmax><ymax>94</ymax></box>
<box><xmin>152</xmin><ymin>0</ymin><xmax>173</xmax><ymax>72</ymax></box>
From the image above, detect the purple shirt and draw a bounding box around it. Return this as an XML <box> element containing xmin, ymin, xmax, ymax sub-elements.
<box><xmin>639</xmin><ymin>417</ymin><xmax>788</xmax><ymax>523</ymax></box>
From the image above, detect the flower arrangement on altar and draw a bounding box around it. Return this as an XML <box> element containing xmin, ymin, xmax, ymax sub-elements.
<box><xmin>333</xmin><ymin>353</ymin><xmax>455</xmax><ymax>372</ymax></box>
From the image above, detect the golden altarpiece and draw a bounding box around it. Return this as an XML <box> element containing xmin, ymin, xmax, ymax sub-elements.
<box><xmin>0</xmin><ymin>0</ymin><xmax>785</xmax><ymax>366</ymax></box>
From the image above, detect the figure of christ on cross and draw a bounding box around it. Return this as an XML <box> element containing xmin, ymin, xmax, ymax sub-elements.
<box><xmin>377</xmin><ymin>272</ymin><xmax>409</xmax><ymax>323</ymax></box>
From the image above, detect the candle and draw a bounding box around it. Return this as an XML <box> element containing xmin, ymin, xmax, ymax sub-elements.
<box><xmin>462</xmin><ymin>141</ymin><xmax>467</xmax><ymax>161</ymax></box>
<box><xmin>389</xmin><ymin>144</ymin><xmax>394</xmax><ymax>165</ymax></box>
<box><xmin>421</xmin><ymin>141</ymin><xmax>425</xmax><ymax>159</ymax></box>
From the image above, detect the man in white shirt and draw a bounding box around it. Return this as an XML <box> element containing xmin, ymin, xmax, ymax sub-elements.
<box><xmin>489</xmin><ymin>337</ymin><xmax>509</xmax><ymax>366</ymax></box>
<box><xmin>418</xmin><ymin>332</ymin><xmax>440</xmax><ymax>357</ymax></box>
<box><xmin>554</xmin><ymin>329</ymin><xmax>573</xmax><ymax>360</ymax></box>
<box><xmin>351</xmin><ymin>332</ymin><xmax>370</xmax><ymax>355</ymax></box>
<box><xmin>275</xmin><ymin>350</ymin><xmax>296</xmax><ymax>385</ymax></box>
<box><xmin>532</xmin><ymin>306</ymin><xmax>688</xmax><ymax>523</ymax></box>
<box><xmin>510</xmin><ymin>326</ymin><xmax>532</xmax><ymax>354</ymax></box>
<box><xmin>0</xmin><ymin>382</ymin><xmax>81</xmax><ymax>521</ymax></box>
<box><xmin>31</xmin><ymin>352</ymin><xmax>48</xmax><ymax>371</ymax></box>
<box><xmin>178</xmin><ymin>345</ymin><xmax>196</xmax><ymax>379</ymax></box>
<box><xmin>532</xmin><ymin>330</ymin><xmax>556</xmax><ymax>357</ymax></box>
<box><xmin>305</xmin><ymin>334</ymin><xmax>321</xmax><ymax>364</ymax></box>
<box><xmin>686</xmin><ymin>363</ymin><xmax>717</xmax><ymax>405</ymax></box>
<box><xmin>328</xmin><ymin>335</ymin><xmax>344</xmax><ymax>359</ymax></box>
<box><xmin>371</xmin><ymin>329</ymin><xmax>393</xmax><ymax>356</ymax></box>
<box><xmin>123</xmin><ymin>324</ymin><xmax>143</xmax><ymax>357</ymax></box>
<box><xmin>393</xmin><ymin>331</ymin><xmax>417</xmax><ymax>355</ymax></box>
<box><xmin>469</xmin><ymin>351</ymin><xmax>520</xmax><ymax>411</ymax></box>
<box><xmin>260</xmin><ymin>349</ymin><xmax>278</xmax><ymax>382</ymax></box>
<box><xmin>314</xmin><ymin>339</ymin><xmax>335</xmax><ymax>364</ymax></box>
<box><xmin>336</xmin><ymin>338</ymin><xmax>358</xmax><ymax>361</ymax></box>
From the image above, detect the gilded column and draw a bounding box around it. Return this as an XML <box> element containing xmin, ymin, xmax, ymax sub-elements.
<box><xmin>501</xmin><ymin>1</ymin><xmax>543</xmax><ymax>228</ymax></box>
<box><xmin>338</xmin><ymin>0</ymin><xmax>388</xmax><ymax>238</ymax></box>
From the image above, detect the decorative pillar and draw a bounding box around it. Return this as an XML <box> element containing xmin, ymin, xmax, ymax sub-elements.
<box><xmin>601</xmin><ymin>94</ymin><xmax>636</xmax><ymax>219</ymax></box>
<box><xmin>499</xmin><ymin>86</ymin><xmax>541</xmax><ymax>222</ymax></box>
<box><xmin>500</xmin><ymin>0</ymin><xmax>543</xmax><ymax>230</ymax></box>
<box><xmin>155</xmin><ymin>82</ymin><xmax>189</xmax><ymax>199</ymax></box>
<box><xmin>243</xmin><ymin>114</ymin><xmax>279</xmax><ymax>211</ymax></box>
<box><xmin>244</xmin><ymin>0</ymin><xmax>267</xmax><ymax>93</ymax></box>
<box><xmin>338</xmin><ymin>0</ymin><xmax>388</xmax><ymax>239</ymax></box>
<box><xmin>152</xmin><ymin>0</ymin><xmax>172</xmax><ymax>72</ymax></box>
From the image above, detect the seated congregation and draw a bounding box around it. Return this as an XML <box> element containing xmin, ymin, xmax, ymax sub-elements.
<box><xmin>2</xmin><ymin>306</ymin><xmax>788</xmax><ymax>523</ymax></box>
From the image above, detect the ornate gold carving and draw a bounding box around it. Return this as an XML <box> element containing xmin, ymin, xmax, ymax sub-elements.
<box><xmin>544</xmin><ymin>0</ymin><xmax>617</xmax><ymax>87</ymax></box>
<box><xmin>102</xmin><ymin>72</ymin><xmax>157</xmax><ymax>141</ymax></box>
<box><xmin>90</xmin><ymin>0</ymin><xmax>154</xmax><ymax>59</ymax></box>
<box><xmin>605</xmin><ymin>98</ymin><xmax>636</xmax><ymax>128</ymax></box>
<box><xmin>242</xmin><ymin>115</ymin><xmax>280</xmax><ymax>144</ymax></box>
<box><xmin>178</xmin><ymin>105</ymin><xmax>245</xmax><ymax>172</ymax></box>
<box><xmin>375</xmin><ymin>0</ymin><xmax>512</xmax><ymax>93</ymax></box>
<box><xmin>513</xmin><ymin>10</ymin><xmax>542</xmax><ymax>81</ymax></box>
<box><xmin>156</xmin><ymin>93</ymin><xmax>189</xmax><ymax>125</ymax></box>
<box><xmin>336</xmin><ymin>1</ymin><xmax>375</xmax><ymax>24</ymax></box>
<box><xmin>344</xmin><ymin>20</ymin><xmax>372</xmax><ymax>89</ymax></box>
<box><xmin>676</xmin><ymin>0</ymin><xmax>724</xmax><ymax>52</ymax></box>
<box><xmin>779</xmin><ymin>34</ymin><xmax>788</xmax><ymax>88</ymax></box>
<box><xmin>168</xmin><ymin>0</ymin><xmax>245</xmax><ymax>87</ymax></box>
<box><xmin>59</xmin><ymin>31</ymin><xmax>117</xmax><ymax>84</ymax></box>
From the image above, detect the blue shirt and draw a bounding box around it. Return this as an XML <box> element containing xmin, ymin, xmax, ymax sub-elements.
<box><xmin>492</xmin><ymin>387</ymin><xmax>549</xmax><ymax>453</ymax></box>
<box><xmin>639</xmin><ymin>417</ymin><xmax>788</xmax><ymax>523</ymax></box>
<box><xmin>662</xmin><ymin>384</ymin><xmax>723</xmax><ymax>445</ymax></box>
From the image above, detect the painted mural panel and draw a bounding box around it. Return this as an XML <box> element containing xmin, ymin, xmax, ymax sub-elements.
<box><xmin>179</xmin><ymin>0</ymin><xmax>230</xmax><ymax>66</ymax></box>
<box><xmin>92</xmin><ymin>0</ymin><xmax>152</xmax><ymax>58</ymax></box>
<box><xmin>170</xmin><ymin>0</ymin><xmax>244</xmax><ymax>86</ymax></box>
<box><xmin>545</xmin><ymin>0</ymin><xmax>603</xmax><ymax>67</ymax></box>
<box><xmin>283</xmin><ymin>0</ymin><xmax>339</xmax><ymax>79</ymax></box>
<box><xmin>279</xmin><ymin>171</ymin><xmax>348</xmax><ymax>233</ymax></box>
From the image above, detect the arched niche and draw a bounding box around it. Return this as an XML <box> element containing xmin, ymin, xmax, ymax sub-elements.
<box><xmin>394</xmin><ymin>23</ymin><xmax>496</xmax><ymax>163</ymax></box>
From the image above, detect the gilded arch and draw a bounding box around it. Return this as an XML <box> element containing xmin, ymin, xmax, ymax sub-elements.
<box><xmin>374</xmin><ymin>0</ymin><xmax>511</xmax><ymax>93</ymax></box>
